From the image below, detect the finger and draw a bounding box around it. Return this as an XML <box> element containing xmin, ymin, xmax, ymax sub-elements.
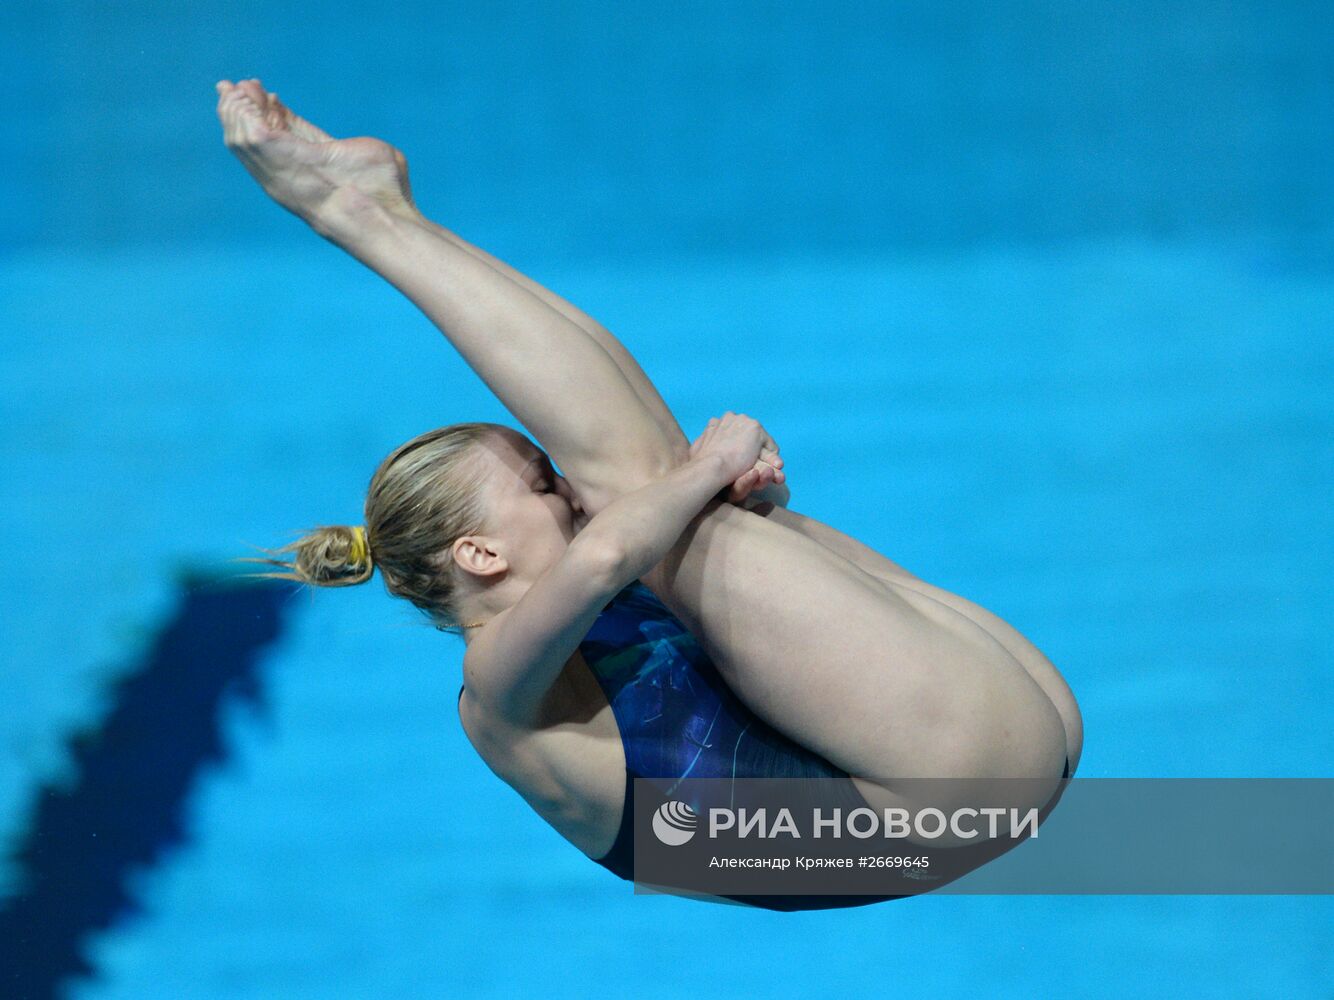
<box><xmin>728</xmin><ymin>469</ymin><xmax>759</xmax><ymax>502</ymax></box>
<box><xmin>754</xmin><ymin>455</ymin><xmax>785</xmax><ymax>487</ymax></box>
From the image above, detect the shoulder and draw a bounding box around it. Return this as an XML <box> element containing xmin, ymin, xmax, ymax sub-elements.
<box><xmin>455</xmin><ymin>638</ymin><xmax>576</xmax><ymax>755</ymax></box>
<box><xmin>452</xmin><ymin>538</ymin><xmax>630</xmax><ymax>724</ymax></box>
<box><xmin>457</xmin><ymin>687</ymin><xmax>508</xmax><ymax>780</ymax></box>
<box><xmin>456</xmin><ymin>682</ymin><xmax>541</xmax><ymax>789</ymax></box>
<box><xmin>456</xmin><ymin>672</ymin><xmax>626</xmax><ymax>858</ymax></box>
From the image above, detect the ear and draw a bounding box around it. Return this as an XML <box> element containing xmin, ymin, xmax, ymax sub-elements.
<box><xmin>451</xmin><ymin>535</ymin><xmax>509</xmax><ymax>579</ymax></box>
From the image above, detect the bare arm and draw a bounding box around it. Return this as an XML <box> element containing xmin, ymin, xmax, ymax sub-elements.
<box><xmin>467</xmin><ymin>417</ymin><xmax>764</xmax><ymax>723</ymax></box>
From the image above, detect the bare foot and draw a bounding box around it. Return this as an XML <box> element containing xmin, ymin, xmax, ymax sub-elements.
<box><xmin>215</xmin><ymin>78</ymin><xmax>417</xmax><ymax>234</ymax></box>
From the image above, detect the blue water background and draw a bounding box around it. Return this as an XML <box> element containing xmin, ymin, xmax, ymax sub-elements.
<box><xmin>2</xmin><ymin>2</ymin><xmax>1331</xmax><ymax>996</ymax></box>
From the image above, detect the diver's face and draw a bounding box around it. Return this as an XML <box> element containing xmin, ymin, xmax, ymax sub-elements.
<box><xmin>473</xmin><ymin>429</ymin><xmax>583</xmax><ymax>581</ymax></box>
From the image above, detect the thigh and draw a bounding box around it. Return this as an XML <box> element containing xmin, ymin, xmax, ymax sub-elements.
<box><xmin>642</xmin><ymin>502</ymin><xmax>1069</xmax><ymax>801</ymax></box>
<box><xmin>748</xmin><ymin>503</ymin><xmax>1083</xmax><ymax>775</ymax></box>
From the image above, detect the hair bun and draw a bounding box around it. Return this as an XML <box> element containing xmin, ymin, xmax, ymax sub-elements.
<box><xmin>303</xmin><ymin>525</ymin><xmax>374</xmax><ymax>585</ymax></box>
<box><xmin>243</xmin><ymin>524</ymin><xmax>375</xmax><ymax>588</ymax></box>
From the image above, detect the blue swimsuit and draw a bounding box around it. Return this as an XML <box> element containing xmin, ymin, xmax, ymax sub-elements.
<box><xmin>470</xmin><ymin>584</ymin><xmax>1065</xmax><ymax>908</ymax></box>
<box><xmin>578</xmin><ymin>584</ymin><xmax>900</xmax><ymax>910</ymax></box>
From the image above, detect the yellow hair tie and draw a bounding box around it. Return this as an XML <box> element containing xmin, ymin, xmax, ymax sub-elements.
<box><xmin>347</xmin><ymin>525</ymin><xmax>370</xmax><ymax>566</ymax></box>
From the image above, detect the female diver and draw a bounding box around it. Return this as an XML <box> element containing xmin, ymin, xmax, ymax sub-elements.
<box><xmin>216</xmin><ymin>78</ymin><xmax>1083</xmax><ymax>909</ymax></box>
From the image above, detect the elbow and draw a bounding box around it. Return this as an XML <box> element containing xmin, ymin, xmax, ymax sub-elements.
<box><xmin>571</xmin><ymin>533</ymin><xmax>633</xmax><ymax>594</ymax></box>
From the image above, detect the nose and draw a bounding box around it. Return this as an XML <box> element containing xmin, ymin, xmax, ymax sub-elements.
<box><xmin>555</xmin><ymin>475</ymin><xmax>584</xmax><ymax>514</ymax></box>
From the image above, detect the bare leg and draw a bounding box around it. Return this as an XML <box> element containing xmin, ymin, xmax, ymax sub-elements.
<box><xmin>217</xmin><ymin>80</ymin><xmax>677</xmax><ymax>510</ymax></box>
<box><xmin>416</xmin><ymin>219</ymin><xmax>691</xmax><ymax>462</ymax></box>
<box><xmin>642</xmin><ymin>504</ymin><xmax>1067</xmax><ymax>792</ymax></box>
<box><xmin>745</xmin><ymin>501</ymin><xmax>1084</xmax><ymax>775</ymax></box>
<box><xmin>218</xmin><ymin>83</ymin><xmax>1073</xmax><ymax>820</ymax></box>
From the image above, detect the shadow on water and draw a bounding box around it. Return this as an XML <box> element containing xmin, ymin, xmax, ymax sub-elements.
<box><xmin>0</xmin><ymin>576</ymin><xmax>300</xmax><ymax>1000</ymax></box>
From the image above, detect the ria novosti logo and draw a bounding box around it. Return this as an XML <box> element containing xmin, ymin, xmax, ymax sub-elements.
<box><xmin>650</xmin><ymin>798</ymin><xmax>1045</xmax><ymax>844</ymax></box>
<box><xmin>652</xmin><ymin>801</ymin><xmax>699</xmax><ymax>845</ymax></box>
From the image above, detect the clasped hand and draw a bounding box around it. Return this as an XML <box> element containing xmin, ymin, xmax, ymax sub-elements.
<box><xmin>690</xmin><ymin>412</ymin><xmax>786</xmax><ymax>504</ymax></box>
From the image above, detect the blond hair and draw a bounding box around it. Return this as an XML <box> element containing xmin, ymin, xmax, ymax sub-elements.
<box><xmin>251</xmin><ymin>423</ymin><xmax>496</xmax><ymax>630</ymax></box>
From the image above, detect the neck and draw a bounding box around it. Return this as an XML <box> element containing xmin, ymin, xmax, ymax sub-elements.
<box><xmin>455</xmin><ymin>573</ymin><xmax>529</xmax><ymax>631</ymax></box>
